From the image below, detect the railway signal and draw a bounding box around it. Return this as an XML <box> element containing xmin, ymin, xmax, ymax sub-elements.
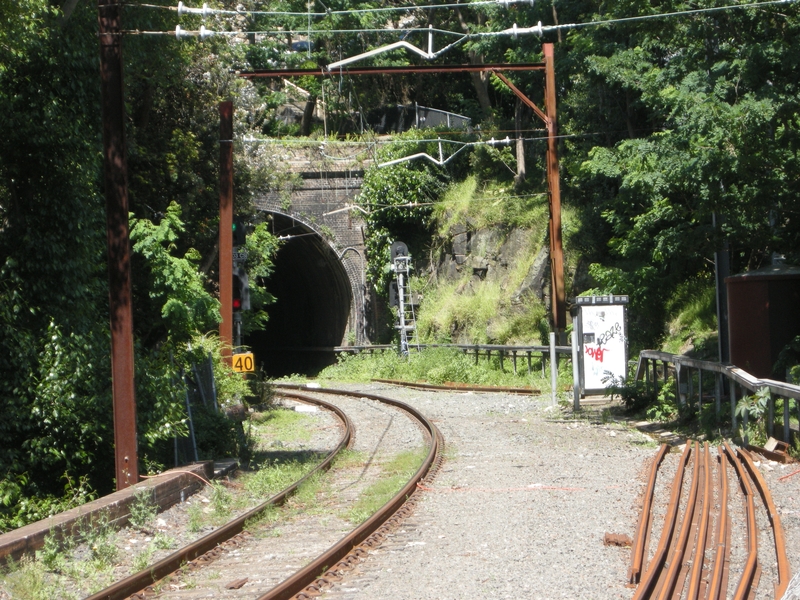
<box><xmin>232</xmin><ymin>266</ymin><xmax>250</xmax><ymax>312</ymax></box>
<box><xmin>233</xmin><ymin>216</ymin><xmax>247</xmax><ymax>247</ymax></box>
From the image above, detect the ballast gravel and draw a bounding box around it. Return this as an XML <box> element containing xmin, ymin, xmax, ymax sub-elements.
<box><xmin>318</xmin><ymin>384</ymin><xmax>654</xmax><ymax>600</ymax></box>
<box><xmin>314</xmin><ymin>383</ymin><xmax>800</xmax><ymax>600</ymax></box>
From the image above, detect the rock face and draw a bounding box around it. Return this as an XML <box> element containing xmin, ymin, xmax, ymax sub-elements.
<box><xmin>426</xmin><ymin>223</ymin><xmax>555</xmax><ymax>343</ymax></box>
<box><xmin>435</xmin><ymin>225</ymin><xmax>551</xmax><ymax>302</ymax></box>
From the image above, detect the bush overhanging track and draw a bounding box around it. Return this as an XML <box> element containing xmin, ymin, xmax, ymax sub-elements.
<box><xmin>86</xmin><ymin>394</ymin><xmax>353</xmax><ymax>600</ymax></box>
<box><xmin>629</xmin><ymin>442</ymin><xmax>792</xmax><ymax>600</ymax></box>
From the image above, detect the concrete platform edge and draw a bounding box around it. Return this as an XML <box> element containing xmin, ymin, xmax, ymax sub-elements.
<box><xmin>0</xmin><ymin>461</ymin><xmax>213</xmax><ymax>563</ymax></box>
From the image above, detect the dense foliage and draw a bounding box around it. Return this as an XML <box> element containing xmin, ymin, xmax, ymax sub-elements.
<box><xmin>557</xmin><ymin>0</ymin><xmax>800</xmax><ymax>350</ymax></box>
<box><xmin>0</xmin><ymin>0</ymin><xmax>279</xmax><ymax>530</ymax></box>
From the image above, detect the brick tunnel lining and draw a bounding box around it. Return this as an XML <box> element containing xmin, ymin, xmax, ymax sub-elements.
<box><xmin>245</xmin><ymin>215</ymin><xmax>352</xmax><ymax>376</ymax></box>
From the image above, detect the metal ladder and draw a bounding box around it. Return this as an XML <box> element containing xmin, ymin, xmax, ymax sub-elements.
<box><xmin>393</xmin><ymin>254</ymin><xmax>419</xmax><ymax>356</ymax></box>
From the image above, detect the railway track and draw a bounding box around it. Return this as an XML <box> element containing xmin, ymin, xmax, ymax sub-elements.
<box><xmin>629</xmin><ymin>442</ymin><xmax>792</xmax><ymax>600</ymax></box>
<box><xmin>370</xmin><ymin>378</ymin><xmax>541</xmax><ymax>395</ymax></box>
<box><xmin>84</xmin><ymin>386</ymin><xmax>442</xmax><ymax>600</ymax></box>
<box><xmin>4</xmin><ymin>381</ymin><xmax>797</xmax><ymax>599</ymax></box>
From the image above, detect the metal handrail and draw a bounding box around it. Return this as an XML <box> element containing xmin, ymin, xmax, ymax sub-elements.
<box><xmin>635</xmin><ymin>350</ymin><xmax>800</xmax><ymax>444</ymax></box>
<box><xmin>334</xmin><ymin>343</ymin><xmax>572</xmax><ymax>354</ymax></box>
<box><xmin>334</xmin><ymin>342</ymin><xmax>572</xmax><ymax>376</ymax></box>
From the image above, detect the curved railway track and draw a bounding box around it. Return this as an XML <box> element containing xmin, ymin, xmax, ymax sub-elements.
<box><xmin>86</xmin><ymin>386</ymin><xmax>443</xmax><ymax>600</ymax></box>
<box><xmin>629</xmin><ymin>442</ymin><xmax>791</xmax><ymax>600</ymax></box>
<box><xmin>370</xmin><ymin>378</ymin><xmax>541</xmax><ymax>396</ymax></box>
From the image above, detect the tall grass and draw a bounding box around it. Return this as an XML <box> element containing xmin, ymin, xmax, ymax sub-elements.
<box><xmin>433</xmin><ymin>176</ymin><xmax>551</xmax><ymax>232</ymax></box>
<box><xmin>317</xmin><ymin>346</ymin><xmax>553</xmax><ymax>388</ymax></box>
<box><xmin>249</xmin><ymin>408</ymin><xmax>314</xmax><ymax>444</ymax></box>
<box><xmin>242</xmin><ymin>459</ymin><xmax>319</xmax><ymax>500</ymax></box>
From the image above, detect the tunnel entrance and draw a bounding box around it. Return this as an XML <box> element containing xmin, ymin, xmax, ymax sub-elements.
<box><xmin>246</xmin><ymin>214</ymin><xmax>352</xmax><ymax>377</ymax></box>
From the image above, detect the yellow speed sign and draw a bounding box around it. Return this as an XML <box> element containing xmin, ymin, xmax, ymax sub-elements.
<box><xmin>232</xmin><ymin>352</ymin><xmax>255</xmax><ymax>373</ymax></box>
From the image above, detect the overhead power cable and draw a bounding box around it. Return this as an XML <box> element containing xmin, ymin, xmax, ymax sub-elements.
<box><xmin>164</xmin><ymin>25</ymin><xmax>464</xmax><ymax>39</ymax></box>
<box><xmin>128</xmin><ymin>0</ymin><xmax>798</xmax><ymax>39</ymax></box>
<box><xmin>133</xmin><ymin>0</ymin><xmax>535</xmax><ymax>18</ymax></box>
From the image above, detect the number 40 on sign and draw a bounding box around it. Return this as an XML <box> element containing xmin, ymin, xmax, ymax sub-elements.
<box><xmin>232</xmin><ymin>352</ymin><xmax>255</xmax><ymax>373</ymax></box>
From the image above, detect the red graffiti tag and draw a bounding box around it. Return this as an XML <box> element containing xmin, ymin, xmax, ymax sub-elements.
<box><xmin>585</xmin><ymin>346</ymin><xmax>608</xmax><ymax>363</ymax></box>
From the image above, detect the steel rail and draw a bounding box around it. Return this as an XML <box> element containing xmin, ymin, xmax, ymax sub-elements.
<box><xmin>738</xmin><ymin>447</ymin><xmax>792</xmax><ymax>599</ymax></box>
<box><xmin>86</xmin><ymin>394</ymin><xmax>353</xmax><ymax>600</ymax></box>
<box><xmin>724</xmin><ymin>442</ymin><xmax>759</xmax><ymax>600</ymax></box>
<box><xmin>633</xmin><ymin>442</ymin><xmax>692</xmax><ymax>600</ymax></box>
<box><xmin>629</xmin><ymin>444</ymin><xmax>671</xmax><ymax>584</ymax></box>
<box><xmin>686</xmin><ymin>442</ymin><xmax>712</xmax><ymax>600</ymax></box>
<box><xmin>656</xmin><ymin>442</ymin><xmax>701</xmax><ymax>600</ymax></box>
<box><xmin>708</xmin><ymin>446</ymin><xmax>730</xmax><ymax>600</ymax></box>
<box><xmin>258</xmin><ymin>384</ymin><xmax>442</xmax><ymax>600</ymax></box>
<box><xmin>238</xmin><ymin>63</ymin><xmax>547</xmax><ymax>78</ymax></box>
<box><xmin>372</xmin><ymin>378</ymin><xmax>541</xmax><ymax>395</ymax></box>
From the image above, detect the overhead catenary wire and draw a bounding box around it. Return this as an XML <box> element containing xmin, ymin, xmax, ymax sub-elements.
<box><xmin>132</xmin><ymin>0</ymin><xmax>535</xmax><ymax>18</ymax></box>
<box><xmin>127</xmin><ymin>0</ymin><xmax>798</xmax><ymax>39</ymax></box>
<box><xmin>165</xmin><ymin>26</ymin><xmax>465</xmax><ymax>39</ymax></box>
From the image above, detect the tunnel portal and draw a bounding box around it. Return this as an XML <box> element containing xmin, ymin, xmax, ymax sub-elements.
<box><xmin>246</xmin><ymin>214</ymin><xmax>352</xmax><ymax>376</ymax></box>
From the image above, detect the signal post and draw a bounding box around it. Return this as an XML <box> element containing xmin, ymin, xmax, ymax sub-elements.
<box><xmin>219</xmin><ymin>102</ymin><xmax>234</xmax><ymax>363</ymax></box>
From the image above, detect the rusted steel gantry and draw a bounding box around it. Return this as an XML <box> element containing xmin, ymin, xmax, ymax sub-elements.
<box><xmin>98</xmin><ymin>0</ymin><xmax>138</xmax><ymax>489</ymax></box>
<box><xmin>238</xmin><ymin>44</ymin><xmax>567</xmax><ymax>333</ymax></box>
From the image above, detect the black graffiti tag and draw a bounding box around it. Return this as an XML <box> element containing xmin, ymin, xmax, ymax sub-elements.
<box><xmin>596</xmin><ymin>322</ymin><xmax>623</xmax><ymax>348</ymax></box>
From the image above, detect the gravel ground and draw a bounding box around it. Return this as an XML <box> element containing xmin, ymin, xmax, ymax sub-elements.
<box><xmin>319</xmin><ymin>384</ymin><xmax>656</xmax><ymax>600</ymax></box>
<box><xmin>758</xmin><ymin>456</ymin><xmax>800</xmax><ymax>596</ymax></box>
<box><xmin>3</xmin><ymin>383</ymin><xmax>797</xmax><ymax>600</ymax></box>
<box><xmin>312</xmin><ymin>383</ymin><xmax>800</xmax><ymax>600</ymax></box>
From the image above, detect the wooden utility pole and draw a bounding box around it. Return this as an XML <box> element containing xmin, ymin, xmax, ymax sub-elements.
<box><xmin>98</xmin><ymin>0</ymin><xmax>138</xmax><ymax>489</ymax></box>
<box><xmin>219</xmin><ymin>102</ymin><xmax>234</xmax><ymax>363</ymax></box>
<box><xmin>544</xmin><ymin>43</ymin><xmax>566</xmax><ymax>335</ymax></box>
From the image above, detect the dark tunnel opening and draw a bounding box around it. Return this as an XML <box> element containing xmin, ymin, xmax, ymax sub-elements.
<box><xmin>246</xmin><ymin>214</ymin><xmax>352</xmax><ymax>377</ymax></box>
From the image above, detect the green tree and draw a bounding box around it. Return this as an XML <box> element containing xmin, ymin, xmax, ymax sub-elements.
<box><xmin>560</xmin><ymin>0</ymin><xmax>800</xmax><ymax>348</ymax></box>
<box><xmin>0</xmin><ymin>0</ymin><xmax>282</xmax><ymax>527</ymax></box>
<box><xmin>357</xmin><ymin>131</ymin><xmax>449</xmax><ymax>294</ymax></box>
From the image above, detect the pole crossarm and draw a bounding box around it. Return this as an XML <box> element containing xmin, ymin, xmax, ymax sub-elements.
<box><xmin>238</xmin><ymin>63</ymin><xmax>545</xmax><ymax>79</ymax></box>
<box><xmin>490</xmin><ymin>70</ymin><xmax>549</xmax><ymax>126</ymax></box>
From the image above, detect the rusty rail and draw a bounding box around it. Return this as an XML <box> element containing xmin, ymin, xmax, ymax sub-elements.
<box><xmin>687</xmin><ymin>442</ymin><xmax>712</xmax><ymax>600</ymax></box>
<box><xmin>629</xmin><ymin>444</ymin><xmax>670</xmax><ymax>584</ymax></box>
<box><xmin>86</xmin><ymin>393</ymin><xmax>353</xmax><ymax>600</ymax></box>
<box><xmin>724</xmin><ymin>441</ymin><xmax>759</xmax><ymax>600</ymax></box>
<box><xmin>633</xmin><ymin>442</ymin><xmax>692</xmax><ymax>600</ymax></box>
<box><xmin>257</xmin><ymin>384</ymin><xmax>443</xmax><ymax>600</ymax></box>
<box><xmin>372</xmin><ymin>378</ymin><xmax>541</xmax><ymax>395</ymax></box>
<box><xmin>657</xmin><ymin>442</ymin><xmax>701</xmax><ymax>600</ymax></box>
<box><xmin>707</xmin><ymin>447</ymin><xmax>730</xmax><ymax>600</ymax></box>
<box><xmin>631</xmin><ymin>441</ymin><xmax>791</xmax><ymax>600</ymax></box>
<box><xmin>738</xmin><ymin>447</ymin><xmax>792</xmax><ymax>598</ymax></box>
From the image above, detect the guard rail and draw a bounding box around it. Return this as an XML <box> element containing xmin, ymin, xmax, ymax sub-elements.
<box><xmin>635</xmin><ymin>350</ymin><xmax>800</xmax><ymax>445</ymax></box>
<box><xmin>333</xmin><ymin>343</ymin><xmax>572</xmax><ymax>376</ymax></box>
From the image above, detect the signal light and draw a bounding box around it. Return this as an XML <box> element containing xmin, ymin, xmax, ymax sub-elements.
<box><xmin>233</xmin><ymin>216</ymin><xmax>247</xmax><ymax>247</ymax></box>
<box><xmin>232</xmin><ymin>266</ymin><xmax>250</xmax><ymax>311</ymax></box>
